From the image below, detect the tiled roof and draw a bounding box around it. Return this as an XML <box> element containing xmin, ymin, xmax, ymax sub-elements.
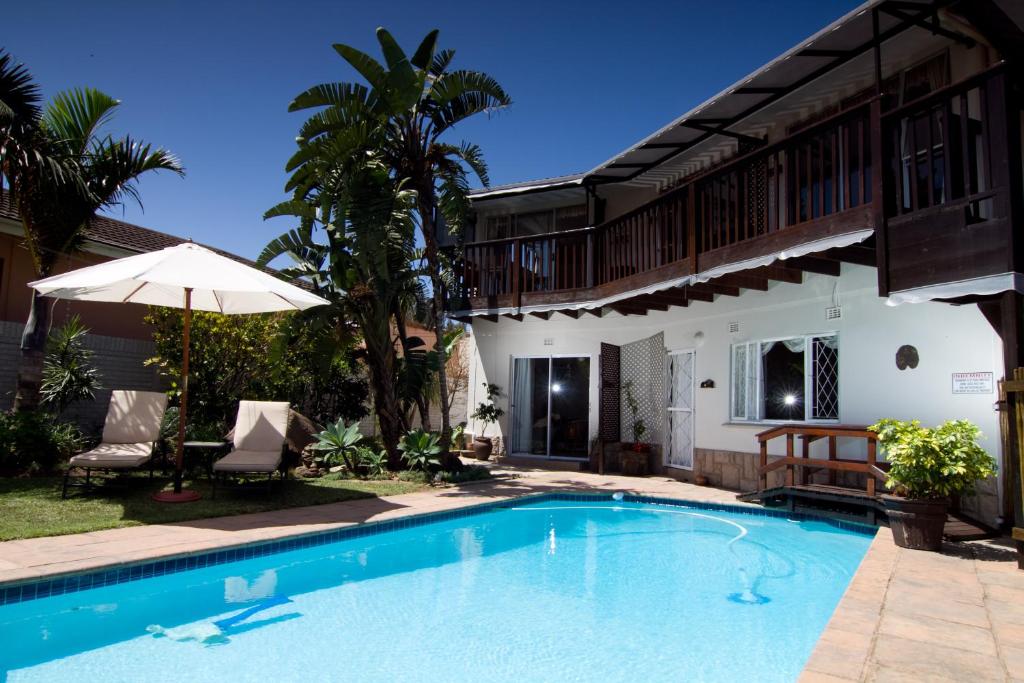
<box><xmin>0</xmin><ymin>190</ymin><xmax>261</xmax><ymax>267</ymax></box>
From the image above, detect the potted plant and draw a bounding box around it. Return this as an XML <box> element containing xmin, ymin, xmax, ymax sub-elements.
<box><xmin>870</xmin><ymin>418</ymin><xmax>996</xmax><ymax>551</ymax></box>
<box><xmin>623</xmin><ymin>381</ymin><xmax>650</xmax><ymax>453</ymax></box>
<box><xmin>470</xmin><ymin>383</ymin><xmax>504</xmax><ymax>460</ymax></box>
<box><xmin>620</xmin><ymin>382</ymin><xmax>651</xmax><ymax>475</ymax></box>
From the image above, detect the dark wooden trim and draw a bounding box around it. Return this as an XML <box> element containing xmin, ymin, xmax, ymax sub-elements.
<box><xmin>528</xmin><ymin>311</ymin><xmax>551</xmax><ymax>320</ymax></box>
<box><xmin>784</xmin><ymin>256</ymin><xmax>841</xmax><ymax>277</ymax></box>
<box><xmin>697</xmin><ymin>205</ymin><xmax>873</xmax><ymax>272</ymax></box>
<box><xmin>712</xmin><ymin>272</ymin><xmax>769</xmax><ymax>291</ymax></box>
<box><xmin>748</xmin><ymin>265</ymin><xmax>803</xmax><ymax>285</ymax></box>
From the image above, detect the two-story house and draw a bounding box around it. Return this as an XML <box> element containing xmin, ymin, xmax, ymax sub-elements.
<box><xmin>455</xmin><ymin>0</ymin><xmax>1024</xmax><ymax>529</ymax></box>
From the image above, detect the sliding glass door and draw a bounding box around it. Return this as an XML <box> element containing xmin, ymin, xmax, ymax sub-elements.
<box><xmin>510</xmin><ymin>356</ymin><xmax>590</xmax><ymax>459</ymax></box>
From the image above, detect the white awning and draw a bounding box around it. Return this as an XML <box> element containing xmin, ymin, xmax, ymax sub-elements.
<box><xmin>886</xmin><ymin>273</ymin><xmax>1024</xmax><ymax>306</ymax></box>
<box><xmin>692</xmin><ymin>228</ymin><xmax>874</xmax><ymax>284</ymax></box>
<box><xmin>456</xmin><ymin>228</ymin><xmax>874</xmax><ymax>318</ymax></box>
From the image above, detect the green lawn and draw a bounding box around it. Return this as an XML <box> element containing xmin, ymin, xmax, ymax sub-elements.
<box><xmin>0</xmin><ymin>474</ymin><xmax>431</xmax><ymax>541</ymax></box>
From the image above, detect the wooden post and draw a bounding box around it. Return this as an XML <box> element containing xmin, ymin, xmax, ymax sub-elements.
<box><xmin>866</xmin><ymin>437</ymin><xmax>877</xmax><ymax>498</ymax></box>
<box><xmin>870</xmin><ymin>97</ymin><xmax>889</xmax><ymax>296</ymax></box>
<box><xmin>759</xmin><ymin>440</ymin><xmax>767</xmax><ymax>491</ymax></box>
<box><xmin>785</xmin><ymin>433</ymin><xmax>794</xmax><ymax>486</ymax></box>
<box><xmin>828</xmin><ymin>435</ymin><xmax>837</xmax><ymax>485</ymax></box>
<box><xmin>687</xmin><ymin>184</ymin><xmax>697</xmax><ymax>273</ymax></box>
<box><xmin>800</xmin><ymin>435</ymin><xmax>810</xmax><ymax>485</ymax></box>
<box><xmin>511</xmin><ymin>239</ymin><xmax>522</xmax><ymax>309</ymax></box>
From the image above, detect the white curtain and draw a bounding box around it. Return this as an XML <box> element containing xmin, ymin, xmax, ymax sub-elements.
<box><xmin>510</xmin><ymin>359</ymin><xmax>533</xmax><ymax>453</ymax></box>
<box><xmin>760</xmin><ymin>337</ymin><xmax>806</xmax><ymax>355</ymax></box>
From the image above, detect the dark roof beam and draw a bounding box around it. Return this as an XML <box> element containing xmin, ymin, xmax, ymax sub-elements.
<box><xmin>879</xmin><ymin>4</ymin><xmax>976</xmax><ymax>47</ymax></box>
<box><xmin>681</xmin><ymin>122</ymin><xmax>766</xmax><ymax>147</ymax></box>
<box><xmin>782</xmin><ymin>255</ymin><xmax>841</xmax><ymax>277</ymax></box>
<box><xmin>733</xmin><ymin>87</ymin><xmax>786</xmax><ymax>95</ymax></box>
<box><xmin>751</xmin><ymin>265</ymin><xmax>803</xmax><ymax>284</ymax></box>
<box><xmin>711</xmin><ymin>273</ymin><xmax>770</xmax><ymax>291</ymax></box>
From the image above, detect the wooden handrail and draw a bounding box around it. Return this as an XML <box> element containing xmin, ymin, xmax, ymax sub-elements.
<box><xmin>757</xmin><ymin>423</ymin><xmax>882</xmax><ymax>497</ymax></box>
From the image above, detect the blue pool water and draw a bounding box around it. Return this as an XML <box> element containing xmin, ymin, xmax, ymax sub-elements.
<box><xmin>0</xmin><ymin>497</ymin><xmax>873</xmax><ymax>682</ymax></box>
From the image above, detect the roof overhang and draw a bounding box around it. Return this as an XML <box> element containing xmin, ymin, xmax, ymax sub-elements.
<box><xmin>584</xmin><ymin>0</ymin><xmax>977</xmax><ymax>189</ymax></box>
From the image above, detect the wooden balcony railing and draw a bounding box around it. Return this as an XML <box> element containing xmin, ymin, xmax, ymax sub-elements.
<box><xmin>879</xmin><ymin>64</ymin><xmax>1013</xmax><ymax>293</ymax></box>
<box><xmin>456</xmin><ymin>65</ymin><xmax>1013</xmax><ymax>310</ymax></box>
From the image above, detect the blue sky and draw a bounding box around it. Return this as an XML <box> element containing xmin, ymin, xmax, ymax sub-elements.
<box><xmin>7</xmin><ymin>0</ymin><xmax>861</xmax><ymax>260</ymax></box>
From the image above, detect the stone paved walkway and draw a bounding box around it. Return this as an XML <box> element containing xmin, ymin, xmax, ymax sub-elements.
<box><xmin>1</xmin><ymin>464</ymin><xmax>1021</xmax><ymax>681</ymax></box>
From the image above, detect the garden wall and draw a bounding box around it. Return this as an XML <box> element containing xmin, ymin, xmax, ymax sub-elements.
<box><xmin>0</xmin><ymin>321</ymin><xmax>164</xmax><ymax>433</ymax></box>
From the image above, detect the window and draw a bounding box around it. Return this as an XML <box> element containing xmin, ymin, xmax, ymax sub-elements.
<box><xmin>730</xmin><ymin>334</ymin><xmax>838</xmax><ymax>422</ymax></box>
<box><xmin>478</xmin><ymin>204</ymin><xmax>589</xmax><ymax>241</ymax></box>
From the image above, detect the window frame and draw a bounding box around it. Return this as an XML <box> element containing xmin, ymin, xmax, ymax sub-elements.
<box><xmin>729</xmin><ymin>332</ymin><xmax>839</xmax><ymax>424</ymax></box>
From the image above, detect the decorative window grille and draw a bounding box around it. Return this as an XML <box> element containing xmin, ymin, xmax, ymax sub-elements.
<box><xmin>729</xmin><ymin>333</ymin><xmax>839</xmax><ymax>422</ymax></box>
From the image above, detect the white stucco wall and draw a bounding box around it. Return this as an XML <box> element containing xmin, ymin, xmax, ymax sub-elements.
<box><xmin>465</xmin><ymin>264</ymin><xmax>1004</xmax><ymax>494</ymax></box>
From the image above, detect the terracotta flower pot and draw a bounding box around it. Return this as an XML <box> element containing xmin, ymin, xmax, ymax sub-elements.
<box><xmin>472</xmin><ymin>436</ymin><xmax>493</xmax><ymax>461</ymax></box>
<box><xmin>882</xmin><ymin>495</ymin><xmax>948</xmax><ymax>551</ymax></box>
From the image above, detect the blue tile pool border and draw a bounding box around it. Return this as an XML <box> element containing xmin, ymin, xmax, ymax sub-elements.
<box><xmin>0</xmin><ymin>491</ymin><xmax>875</xmax><ymax>606</ymax></box>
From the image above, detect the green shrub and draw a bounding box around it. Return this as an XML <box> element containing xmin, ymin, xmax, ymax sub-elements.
<box><xmin>869</xmin><ymin>418</ymin><xmax>997</xmax><ymax>499</ymax></box>
<box><xmin>145</xmin><ymin>308</ymin><xmax>369</xmax><ymax>429</ymax></box>
<box><xmin>398</xmin><ymin>429</ymin><xmax>441</xmax><ymax>472</ymax></box>
<box><xmin>396</xmin><ymin>469</ymin><xmax>431</xmax><ymax>484</ymax></box>
<box><xmin>312</xmin><ymin>419</ymin><xmax>363</xmax><ymax>471</ymax></box>
<box><xmin>359</xmin><ymin>447</ymin><xmax>388</xmax><ymax>477</ymax></box>
<box><xmin>435</xmin><ymin>465</ymin><xmax>492</xmax><ymax>485</ymax></box>
<box><xmin>40</xmin><ymin>316</ymin><xmax>102</xmax><ymax>414</ymax></box>
<box><xmin>0</xmin><ymin>412</ymin><xmax>85</xmax><ymax>475</ymax></box>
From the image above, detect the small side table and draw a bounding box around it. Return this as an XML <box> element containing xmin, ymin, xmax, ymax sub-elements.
<box><xmin>182</xmin><ymin>441</ymin><xmax>230</xmax><ymax>479</ymax></box>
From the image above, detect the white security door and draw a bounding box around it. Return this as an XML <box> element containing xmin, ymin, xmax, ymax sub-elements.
<box><xmin>666</xmin><ymin>350</ymin><xmax>695</xmax><ymax>470</ymax></box>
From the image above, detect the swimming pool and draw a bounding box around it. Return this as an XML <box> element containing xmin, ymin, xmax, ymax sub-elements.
<box><xmin>0</xmin><ymin>494</ymin><xmax>873</xmax><ymax>682</ymax></box>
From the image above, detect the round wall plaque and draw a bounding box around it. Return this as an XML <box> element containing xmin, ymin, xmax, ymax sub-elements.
<box><xmin>896</xmin><ymin>345</ymin><xmax>919</xmax><ymax>370</ymax></box>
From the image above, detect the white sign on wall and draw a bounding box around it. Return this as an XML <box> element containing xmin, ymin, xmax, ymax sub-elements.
<box><xmin>951</xmin><ymin>372</ymin><xmax>994</xmax><ymax>395</ymax></box>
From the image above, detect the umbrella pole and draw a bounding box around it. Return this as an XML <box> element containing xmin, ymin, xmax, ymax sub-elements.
<box><xmin>174</xmin><ymin>287</ymin><xmax>192</xmax><ymax>494</ymax></box>
<box><xmin>154</xmin><ymin>288</ymin><xmax>200</xmax><ymax>502</ymax></box>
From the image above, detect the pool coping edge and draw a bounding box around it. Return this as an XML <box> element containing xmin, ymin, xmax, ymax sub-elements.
<box><xmin>0</xmin><ymin>490</ymin><xmax>876</xmax><ymax>606</ymax></box>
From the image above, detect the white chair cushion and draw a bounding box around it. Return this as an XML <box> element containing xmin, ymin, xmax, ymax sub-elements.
<box><xmin>69</xmin><ymin>442</ymin><xmax>154</xmax><ymax>469</ymax></box>
<box><xmin>232</xmin><ymin>401</ymin><xmax>290</xmax><ymax>452</ymax></box>
<box><xmin>101</xmin><ymin>390</ymin><xmax>169</xmax><ymax>444</ymax></box>
<box><xmin>213</xmin><ymin>449</ymin><xmax>282</xmax><ymax>473</ymax></box>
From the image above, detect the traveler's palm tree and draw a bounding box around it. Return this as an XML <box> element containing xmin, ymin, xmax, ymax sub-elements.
<box><xmin>261</xmin><ymin>136</ymin><xmax>420</xmax><ymax>466</ymax></box>
<box><xmin>286</xmin><ymin>28</ymin><xmax>510</xmax><ymax>453</ymax></box>
<box><xmin>1</xmin><ymin>54</ymin><xmax>183</xmax><ymax>409</ymax></box>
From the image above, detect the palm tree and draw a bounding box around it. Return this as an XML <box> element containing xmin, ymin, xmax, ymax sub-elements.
<box><xmin>3</xmin><ymin>77</ymin><xmax>183</xmax><ymax>410</ymax></box>
<box><xmin>288</xmin><ymin>28</ymin><xmax>510</xmax><ymax>455</ymax></box>
<box><xmin>261</xmin><ymin>132</ymin><xmax>420</xmax><ymax>466</ymax></box>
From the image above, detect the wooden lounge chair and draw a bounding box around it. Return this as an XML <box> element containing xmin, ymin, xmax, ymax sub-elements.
<box><xmin>62</xmin><ymin>390</ymin><xmax>169</xmax><ymax>498</ymax></box>
<box><xmin>212</xmin><ymin>400</ymin><xmax>290</xmax><ymax>497</ymax></box>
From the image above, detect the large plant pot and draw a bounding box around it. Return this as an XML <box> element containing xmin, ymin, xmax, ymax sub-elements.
<box><xmin>472</xmin><ymin>437</ymin><xmax>493</xmax><ymax>461</ymax></box>
<box><xmin>882</xmin><ymin>495</ymin><xmax>948</xmax><ymax>551</ymax></box>
<box><xmin>620</xmin><ymin>446</ymin><xmax>651</xmax><ymax>476</ymax></box>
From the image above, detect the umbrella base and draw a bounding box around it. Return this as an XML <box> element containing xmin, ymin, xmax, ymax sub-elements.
<box><xmin>152</xmin><ymin>489</ymin><xmax>202</xmax><ymax>503</ymax></box>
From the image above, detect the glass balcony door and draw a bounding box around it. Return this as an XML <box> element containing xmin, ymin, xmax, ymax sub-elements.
<box><xmin>510</xmin><ymin>356</ymin><xmax>590</xmax><ymax>459</ymax></box>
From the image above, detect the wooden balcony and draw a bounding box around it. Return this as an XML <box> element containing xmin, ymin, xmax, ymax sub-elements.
<box><xmin>456</xmin><ymin>66</ymin><xmax>1017</xmax><ymax>317</ymax></box>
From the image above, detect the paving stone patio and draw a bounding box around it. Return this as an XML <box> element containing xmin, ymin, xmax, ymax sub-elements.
<box><xmin>1</xmin><ymin>464</ymin><xmax>1021</xmax><ymax>681</ymax></box>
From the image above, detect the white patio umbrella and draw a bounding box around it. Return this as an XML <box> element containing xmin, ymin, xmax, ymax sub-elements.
<box><xmin>30</xmin><ymin>241</ymin><xmax>329</xmax><ymax>502</ymax></box>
